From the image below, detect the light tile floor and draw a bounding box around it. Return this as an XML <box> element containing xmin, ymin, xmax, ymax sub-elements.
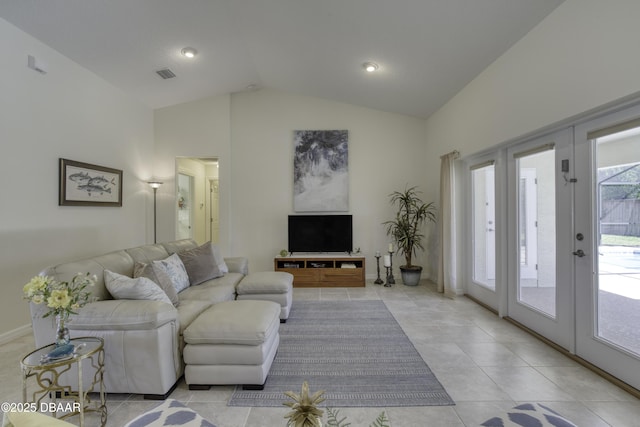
<box><xmin>3</xmin><ymin>281</ymin><xmax>640</xmax><ymax>426</ymax></box>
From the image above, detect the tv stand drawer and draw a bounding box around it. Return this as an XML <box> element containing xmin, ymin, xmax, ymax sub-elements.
<box><xmin>321</xmin><ymin>269</ymin><xmax>362</xmax><ymax>282</ymax></box>
<box><xmin>274</xmin><ymin>256</ymin><xmax>365</xmax><ymax>287</ymax></box>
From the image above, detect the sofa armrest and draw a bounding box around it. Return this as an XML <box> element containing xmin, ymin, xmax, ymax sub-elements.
<box><xmin>225</xmin><ymin>257</ymin><xmax>248</xmax><ymax>275</ymax></box>
<box><xmin>30</xmin><ymin>299</ymin><xmax>178</xmax><ymax>347</ymax></box>
<box><xmin>69</xmin><ymin>300</ymin><xmax>177</xmax><ymax>331</ymax></box>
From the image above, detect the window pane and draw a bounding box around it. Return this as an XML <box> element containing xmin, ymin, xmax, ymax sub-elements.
<box><xmin>472</xmin><ymin>165</ymin><xmax>496</xmax><ymax>290</ymax></box>
<box><xmin>517</xmin><ymin>150</ymin><xmax>556</xmax><ymax>318</ymax></box>
<box><xmin>595</xmin><ymin>128</ymin><xmax>640</xmax><ymax>356</ymax></box>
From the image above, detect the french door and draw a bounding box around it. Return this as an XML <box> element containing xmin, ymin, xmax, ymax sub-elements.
<box><xmin>466</xmin><ymin>154</ymin><xmax>500</xmax><ymax>310</ymax></box>
<box><xmin>467</xmin><ymin>104</ymin><xmax>640</xmax><ymax>390</ymax></box>
<box><xmin>574</xmin><ymin>107</ymin><xmax>640</xmax><ymax>390</ymax></box>
<box><xmin>506</xmin><ymin>129</ymin><xmax>575</xmax><ymax>350</ymax></box>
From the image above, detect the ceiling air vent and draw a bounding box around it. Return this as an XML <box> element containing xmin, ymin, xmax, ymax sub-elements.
<box><xmin>156</xmin><ymin>68</ymin><xmax>176</xmax><ymax>79</ymax></box>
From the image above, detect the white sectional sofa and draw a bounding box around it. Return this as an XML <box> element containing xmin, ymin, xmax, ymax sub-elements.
<box><xmin>30</xmin><ymin>239</ymin><xmax>250</xmax><ymax>399</ymax></box>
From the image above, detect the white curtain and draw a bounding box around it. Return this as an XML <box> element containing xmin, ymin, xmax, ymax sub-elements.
<box><xmin>438</xmin><ymin>150</ymin><xmax>459</xmax><ymax>297</ymax></box>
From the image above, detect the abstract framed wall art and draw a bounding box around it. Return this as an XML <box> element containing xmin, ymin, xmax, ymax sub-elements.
<box><xmin>59</xmin><ymin>158</ymin><xmax>123</xmax><ymax>206</ymax></box>
<box><xmin>293</xmin><ymin>130</ymin><xmax>348</xmax><ymax>212</ymax></box>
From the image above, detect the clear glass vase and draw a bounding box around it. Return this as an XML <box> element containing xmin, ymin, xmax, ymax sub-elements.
<box><xmin>55</xmin><ymin>313</ymin><xmax>70</xmax><ymax>347</ymax></box>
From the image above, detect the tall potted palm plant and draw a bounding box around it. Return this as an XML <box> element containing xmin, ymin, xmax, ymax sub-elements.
<box><xmin>383</xmin><ymin>186</ymin><xmax>436</xmax><ymax>286</ymax></box>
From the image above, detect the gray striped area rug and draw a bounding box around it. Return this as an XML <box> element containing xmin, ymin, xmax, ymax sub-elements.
<box><xmin>228</xmin><ymin>300</ymin><xmax>454</xmax><ymax>407</ymax></box>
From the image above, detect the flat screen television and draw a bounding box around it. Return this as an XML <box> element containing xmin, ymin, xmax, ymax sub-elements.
<box><xmin>288</xmin><ymin>215</ymin><xmax>352</xmax><ymax>254</ymax></box>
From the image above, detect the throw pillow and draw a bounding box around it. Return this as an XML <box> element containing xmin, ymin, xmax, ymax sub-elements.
<box><xmin>480</xmin><ymin>403</ymin><xmax>578</xmax><ymax>427</ymax></box>
<box><xmin>123</xmin><ymin>399</ymin><xmax>216</xmax><ymax>427</ymax></box>
<box><xmin>210</xmin><ymin>242</ymin><xmax>229</xmax><ymax>274</ymax></box>
<box><xmin>178</xmin><ymin>242</ymin><xmax>223</xmax><ymax>286</ymax></box>
<box><xmin>152</xmin><ymin>253</ymin><xmax>190</xmax><ymax>294</ymax></box>
<box><xmin>134</xmin><ymin>262</ymin><xmax>180</xmax><ymax>306</ymax></box>
<box><xmin>104</xmin><ymin>270</ymin><xmax>172</xmax><ymax>304</ymax></box>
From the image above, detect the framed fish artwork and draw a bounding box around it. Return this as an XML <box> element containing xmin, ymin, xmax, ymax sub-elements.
<box><xmin>59</xmin><ymin>158</ymin><xmax>123</xmax><ymax>206</ymax></box>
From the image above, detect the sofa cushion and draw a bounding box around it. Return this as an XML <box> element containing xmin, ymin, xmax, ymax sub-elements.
<box><xmin>152</xmin><ymin>253</ymin><xmax>190</xmax><ymax>294</ymax></box>
<box><xmin>178</xmin><ymin>282</ymin><xmax>236</xmax><ymax>306</ymax></box>
<box><xmin>224</xmin><ymin>257</ymin><xmax>248</xmax><ymax>275</ymax></box>
<box><xmin>123</xmin><ymin>399</ymin><xmax>216</xmax><ymax>427</ymax></box>
<box><xmin>176</xmin><ymin>299</ymin><xmax>212</xmax><ymax>336</ymax></box>
<box><xmin>162</xmin><ymin>239</ymin><xmax>197</xmax><ymax>255</ymax></box>
<box><xmin>105</xmin><ymin>270</ymin><xmax>172</xmax><ymax>304</ymax></box>
<box><xmin>178</xmin><ymin>272</ymin><xmax>244</xmax><ymax>303</ymax></box>
<box><xmin>237</xmin><ymin>271</ymin><xmax>293</xmax><ymax>294</ymax></box>
<box><xmin>39</xmin><ymin>249</ymin><xmax>134</xmax><ymax>302</ymax></box>
<box><xmin>177</xmin><ymin>242</ymin><xmax>223</xmax><ymax>286</ymax></box>
<box><xmin>184</xmin><ymin>300</ymin><xmax>280</xmax><ymax>346</ymax></box>
<box><xmin>134</xmin><ymin>262</ymin><xmax>180</xmax><ymax>306</ymax></box>
<box><xmin>125</xmin><ymin>244</ymin><xmax>170</xmax><ymax>264</ymax></box>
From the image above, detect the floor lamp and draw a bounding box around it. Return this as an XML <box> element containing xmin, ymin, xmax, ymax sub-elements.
<box><xmin>148</xmin><ymin>181</ymin><xmax>163</xmax><ymax>243</ymax></box>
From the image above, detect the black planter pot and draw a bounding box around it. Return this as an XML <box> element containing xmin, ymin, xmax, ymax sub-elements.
<box><xmin>400</xmin><ymin>265</ymin><xmax>422</xmax><ymax>286</ymax></box>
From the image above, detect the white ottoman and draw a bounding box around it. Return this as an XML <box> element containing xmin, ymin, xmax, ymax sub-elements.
<box><xmin>183</xmin><ymin>300</ymin><xmax>280</xmax><ymax>390</ymax></box>
<box><xmin>236</xmin><ymin>271</ymin><xmax>293</xmax><ymax>321</ymax></box>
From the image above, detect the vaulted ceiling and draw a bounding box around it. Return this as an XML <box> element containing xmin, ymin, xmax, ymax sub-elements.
<box><xmin>0</xmin><ymin>0</ymin><xmax>563</xmax><ymax>118</ymax></box>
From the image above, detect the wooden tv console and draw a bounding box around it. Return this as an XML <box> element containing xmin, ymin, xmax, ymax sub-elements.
<box><xmin>274</xmin><ymin>255</ymin><xmax>365</xmax><ymax>287</ymax></box>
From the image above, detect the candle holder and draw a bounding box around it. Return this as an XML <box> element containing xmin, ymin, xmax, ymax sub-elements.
<box><xmin>384</xmin><ymin>266</ymin><xmax>393</xmax><ymax>287</ymax></box>
<box><xmin>374</xmin><ymin>253</ymin><xmax>383</xmax><ymax>285</ymax></box>
<box><xmin>387</xmin><ymin>250</ymin><xmax>395</xmax><ymax>285</ymax></box>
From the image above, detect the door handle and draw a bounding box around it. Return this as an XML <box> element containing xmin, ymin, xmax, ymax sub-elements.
<box><xmin>572</xmin><ymin>249</ymin><xmax>585</xmax><ymax>257</ymax></box>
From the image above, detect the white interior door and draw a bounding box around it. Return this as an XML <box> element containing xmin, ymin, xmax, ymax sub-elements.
<box><xmin>507</xmin><ymin>129</ymin><xmax>574</xmax><ymax>350</ymax></box>
<box><xmin>574</xmin><ymin>107</ymin><xmax>640</xmax><ymax>390</ymax></box>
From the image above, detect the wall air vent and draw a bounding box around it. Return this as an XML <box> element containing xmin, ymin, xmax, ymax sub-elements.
<box><xmin>156</xmin><ymin>68</ymin><xmax>176</xmax><ymax>79</ymax></box>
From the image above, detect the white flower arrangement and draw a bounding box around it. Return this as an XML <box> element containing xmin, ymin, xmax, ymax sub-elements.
<box><xmin>24</xmin><ymin>273</ymin><xmax>96</xmax><ymax>319</ymax></box>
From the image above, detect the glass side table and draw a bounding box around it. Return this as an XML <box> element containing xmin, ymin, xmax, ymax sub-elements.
<box><xmin>21</xmin><ymin>336</ymin><xmax>107</xmax><ymax>427</ymax></box>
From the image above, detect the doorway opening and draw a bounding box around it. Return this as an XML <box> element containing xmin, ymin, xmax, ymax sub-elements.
<box><xmin>175</xmin><ymin>157</ymin><xmax>220</xmax><ymax>244</ymax></box>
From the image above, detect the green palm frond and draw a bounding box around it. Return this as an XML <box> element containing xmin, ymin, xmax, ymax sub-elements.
<box><xmin>325</xmin><ymin>407</ymin><xmax>351</xmax><ymax>427</ymax></box>
<box><xmin>369</xmin><ymin>411</ymin><xmax>390</xmax><ymax>427</ymax></box>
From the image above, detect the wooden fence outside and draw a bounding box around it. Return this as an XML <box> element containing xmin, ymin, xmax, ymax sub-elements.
<box><xmin>601</xmin><ymin>199</ymin><xmax>640</xmax><ymax>237</ymax></box>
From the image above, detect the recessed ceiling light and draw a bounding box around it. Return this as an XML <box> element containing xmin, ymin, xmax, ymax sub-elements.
<box><xmin>363</xmin><ymin>62</ymin><xmax>379</xmax><ymax>73</ymax></box>
<box><xmin>181</xmin><ymin>47</ymin><xmax>197</xmax><ymax>58</ymax></box>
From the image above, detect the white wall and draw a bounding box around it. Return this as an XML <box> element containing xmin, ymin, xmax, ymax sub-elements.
<box><xmin>154</xmin><ymin>88</ymin><xmax>430</xmax><ymax>278</ymax></box>
<box><xmin>154</xmin><ymin>95</ymin><xmax>231</xmax><ymax>250</ymax></box>
<box><xmin>424</xmin><ymin>0</ymin><xmax>640</xmax><ymax>291</ymax></box>
<box><xmin>426</xmin><ymin>0</ymin><xmax>640</xmax><ymax>162</ymax></box>
<box><xmin>0</xmin><ymin>18</ymin><xmax>154</xmax><ymax>338</ymax></box>
<box><xmin>230</xmin><ymin>89</ymin><xmax>429</xmax><ymax>275</ymax></box>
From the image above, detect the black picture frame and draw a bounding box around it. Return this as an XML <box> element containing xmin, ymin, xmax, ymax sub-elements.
<box><xmin>59</xmin><ymin>158</ymin><xmax>123</xmax><ymax>207</ymax></box>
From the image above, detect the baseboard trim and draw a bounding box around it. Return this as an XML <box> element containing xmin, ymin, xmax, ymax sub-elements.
<box><xmin>503</xmin><ymin>316</ymin><xmax>640</xmax><ymax>400</ymax></box>
<box><xmin>0</xmin><ymin>324</ymin><xmax>31</xmax><ymax>345</ymax></box>
<box><xmin>464</xmin><ymin>294</ymin><xmax>498</xmax><ymax>315</ymax></box>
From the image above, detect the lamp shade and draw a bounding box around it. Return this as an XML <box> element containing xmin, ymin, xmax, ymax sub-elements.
<box><xmin>148</xmin><ymin>181</ymin><xmax>163</xmax><ymax>189</ymax></box>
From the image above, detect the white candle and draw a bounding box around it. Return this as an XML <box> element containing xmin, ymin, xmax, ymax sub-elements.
<box><xmin>388</xmin><ymin>243</ymin><xmax>393</xmax><ymax>252</ymax></box>
<box><xmin>383</xmin><ymin>255</ymin><xmax>391</xmax><ymax>267</ymax></box>
<box><xmin>375</xmin><ymin>251</ymin><xmax>381</xmax><ymax>257</ymax></box>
